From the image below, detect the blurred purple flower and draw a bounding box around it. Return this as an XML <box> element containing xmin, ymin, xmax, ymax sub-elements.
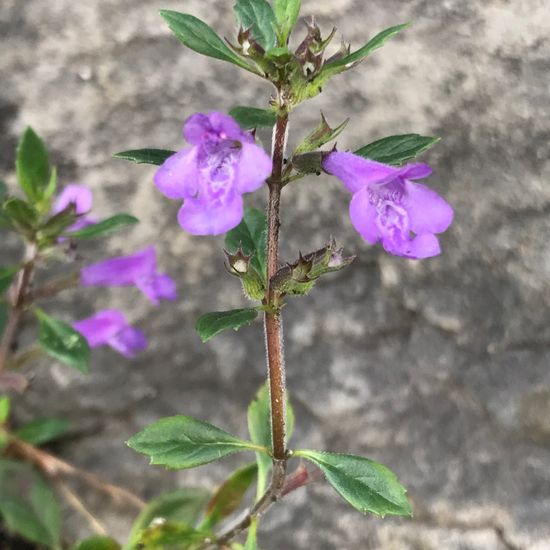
<box><xmin>154</xmin><ymin>111</ymin><xmax>272</xmax><ymax>235</ymax></box>
<box><xmin>73</xmin><ymin>310</ymin><xmax>147</xmax><ymax>358</ymax></box>
<box><xmin>53</xmin><ymin>184</ymin><xmax>97</xmax><ymax>233</ymax></box>
<box><xmin>80</xmin><ymin>246</ymin><xmax>177</xmax><ymax>305</ymax></box>
<box><xmin>323</xmin><ymin>152</ymin><xmax>453</xmax><ymax>259</ymax></box>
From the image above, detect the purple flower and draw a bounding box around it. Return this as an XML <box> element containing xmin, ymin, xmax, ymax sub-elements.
<box><xmin>80</xmin><ymin>246</ymin><xmax>177</xmax><ymax>305</ymax></box>
<box><xmin>53</xmin><ymin>184</ymin><xmax>97</xmax><ymax>233</ymax></box>
<box><xmin>323</xmin><ymin>152</ymin><xmax>453</xmax><ymax>259</ymax></box>
<box><xmin>154</xmin><ymin>112</ymin><xmax>272</xmax><ymax>235</ymax></box>
<box><xmin>73</xmin><ymin>310</ymin><xmax>147</xmax><ymax>358</ymax></box>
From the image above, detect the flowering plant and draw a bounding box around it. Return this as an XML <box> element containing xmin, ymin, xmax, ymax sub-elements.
<box><xmin>0</xmin><ymin>1</ymin><xmax>452</xmax><ymax>549</ymax></box>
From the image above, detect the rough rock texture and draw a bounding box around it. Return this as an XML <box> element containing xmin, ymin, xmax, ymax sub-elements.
<box><xmin>1</xmin><ymin>0</ymin><xmax>550</xmax><ymax>548</ymax></box>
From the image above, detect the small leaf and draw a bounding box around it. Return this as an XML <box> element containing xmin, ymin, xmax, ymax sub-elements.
<box><xmin>15</xmin><ymin>417</ymin><xmax>71</xmax><ymax>446</ymax></box>
<box><xmin>35</xmin><ymin>309</ymin><xmax>90</xmax><ymax>374</ymax></box>
<box><xmin>160</xmin><ymin>11</ymin><xmax>253</xmax><ymax>72</ymax></box>
<box><xmin>229</xmin><ymin>106</ymin><xmax>277</xmax><ymax>130</ymax></box>
<box><xmin>225</xmin><ymin>207</ymin><xmax>267</xmax><ymax>279</ymax></box>
<box><xmin>114</xmin><ymin>149</ymin><xmax>175</xmax><ymax>166</ymax></box>
<box><xmin>127</xmin><ymin>488</ymin><xmax>210</xmax><ymax>549</ymax></box>
<box><xmin>195</xmin><ymin>309</ymin><xmax>259</xmax><ymax>343</ymax></box>
<box><xmin>63</xmin><ymin>214</ymin><xmax>139</xmax><ymax>240</ymax></box>
<box><xmin>200</xmin><ymin>463</ymin><xmax>257</xmax><ymax>530</ymax></box>
<box><xmin>294</xmin><ymin>450</ymin><xmax>412</xmax><ymax>517</ymax></box>
<box><xmin>39</xmin><ymin>204</ymin><xmax>77</xmax><ymax>240</ymax></box>
<box><xmin>234</xmin><ymin>0</ymin><xmax>278</xmax><ymax>51</ymax></box>
<box><xmin>72</xmin><ymin>537</ymin><xmax>121</xmax><ymax>550</ymax></box>
<box><xmin>273</xmin><ymin>0</ymin><xmax>301</xmax><ymax>42</ymax></box>
<box><xmin>294</xmin><ymin>114</ymin><xmax>349</xmax><ymax>155</ymax></box>
<box><xmin>247</xmin><ymin>383</ymin><xmax>295</xmax><ymax>499</ymax></box>
<box><xmin>0</xmin><ymin>459</ymin><xmax>62</xmax><ymax>548</ymax></box>
<box><xmin>16</xmin><ymin>127</ymin><xmax>51</xmax><ymax>202</ymax></box>
<box><xmin>0</xmin><ymin>395</ymin><xmax>10</xmax><ymax>423</ymax></box>
<box><xmin>3</xmin><ymin>197</ymin><xmax>39</xmax><ymax>234</ymax></box>
<box><xmin>127</xmin><ymin>415</ymin><xmax>266</xmax><ymax>470</ymax></box>
<box><xmin>0</xmin><ymin>266</ymin><xmax>18</xmax><ymax>295</ymax></box>
<box><xmin>355</xmin><ymin>134</ymin><xmax>441</xmax><ymax>166</ymax></box>
<box><xmin>324</xmin><ymin>23</ymin><xmax>409</xmax><ymax>70</ymax></box>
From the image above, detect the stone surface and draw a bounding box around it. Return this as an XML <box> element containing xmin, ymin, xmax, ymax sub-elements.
<box><xmin>1</xmin><ymin>0</ymin><xmax>550</xmax><ymax>549</ymax></box>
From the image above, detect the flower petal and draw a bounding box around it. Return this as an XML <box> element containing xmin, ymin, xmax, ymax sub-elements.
<box><xmin>183</xmin><ymin>113</ymin><xmax>211</xmax><ymax>144</ymax></box>
<box><xmin>154</xmin><ymin>147</ymin><xmax>199</xmax><ymax>200</ymax></box>
<box><xmin>398</xmin><ymin>163</ymin><xmax>433</xmax><ymax>181</ymax></box>
<box><xmin>208</xmin><ymin>111</ymin><xmax>245</xmax><ymax>141</ymax></box>
<box><xmin>405</xmin><ymin>180</ymin><xmax>454</xmax><ymax>235</ymax></box>
<box><xmin>177</xmin><ymin>192</ymin><xmax>244</xmax><ymax>236</ymax></box>
<box><xmin>73</xmin><ymin>310</ymin><xmax>127</xmax><ymax>347</ymax></box>
<box><xmin>107</xmin><ymin>326</ymin><xmax>148</xmax><ymax>358</ymax></box>
<box><xmin>135</xmin><ymin>273</ymin><xmax>177</xmax><ymax>305</ymax></box>
<box><xmin>235</xmin><ymin>142</ymin><xmax>272</xmax><ymax>194</ymax></box>
<box><xmin>349</xmin><ymin>187</ymin><xmax>381</xmax><ymax>244</ymax></box>
<box><xmin>323</xmin><ymin>152</ymin><xmax>399</xmax><ymax>193</ymax></box>
<box><xmin>53</xmin><ymin>184</ymin><xmax>93</xmax><ymax>215</ymax></box>
<box><xmin>81</xmin><ymin>247</ymin><xmax>157</xmax><ymax>287</ymax></box>
<box><xmin>383</xmin><ymin>233</ymin><xmax>441</xmax><ymax>259</ymax></box>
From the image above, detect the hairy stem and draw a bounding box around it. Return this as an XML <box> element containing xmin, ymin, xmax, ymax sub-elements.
<box><xmin>0</xmin><ymin>245</ymin><xmax>37</xmax><ymax>373</ymax></box>
<box><xmin>265</xmin><ymin>112</ymin><xmax>289</xmax><ymax>461</ymax></box>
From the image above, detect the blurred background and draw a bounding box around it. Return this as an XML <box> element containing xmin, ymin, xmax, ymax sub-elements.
<box><xmin>1</xmin><ymin>0</ymin><xmax>550</xmax><ymax>548</ymax></box>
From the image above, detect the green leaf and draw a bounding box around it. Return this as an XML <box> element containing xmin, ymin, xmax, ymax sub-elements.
<box><xmin>63</xmin><ymin>214</ymin><xmax>139</xmax><ymax>240</ymax></box>
<box><xmin>225</xmin><ymin>207</ymin><xmax>267</xmax><ymax>279</ymax></box>
<box><xmin>200</xmin><ymin>463</ymin><xmax>257</xmax><ymax>530</ymax></box>
<box><xmin>0</xmin><ymin>266</ymin><xmax>18</xmax><ymax>295</ymax></box>
<box><xmin>3</xmin><ymin>197</ymin><xmax>39</xmax><ymax>233</ymax></box>
<box><xmin>35</xmin><ymin>309</ymin><xmax>90</xmax><ymax>374</ymax></box>
<box><xmin>72</xmin><ymin>537</ymin><xmax>121</xmax><ymax>550</ymax></box>
<box><xmin>0</xmin><ymin>459</ymin><xmax>62</xmax><ymax>549</ymax></box>
<box><xmin>234</xmin><ymin>0</ymin><xmax>278</xmax><ymax>51</ymax></box>
<box><xmin>247</xmin><ymin>383</ymin><xmax>295</xmax><ymax>499</ymax></box>
<box><xmin>138</xmin><ymin>522</ymin><xmax>206</xmax><ymax>549</ymax></box>
<box><xmin>15</xmin><ymin>417</ymin><xmax>71</xmax><ymax>446</ymax></box>
<box><xmin>43</xmin><ymin>166</ymin><xmax>58</xmax><ymax>201</ymax></box>
<box><xmin>195</xmin><ymin>309</ymin><xmax>259</xmax><ymax>343</ymax></box>
<box><xmin>294</xmin><ymin>450</ymin><xmax>412</xmax><ymax>517</ymax></box>
<box><xmin>126</xmin><ymin>489</ymin><xmax>210</xmax><ymax>549</ymax></box>
<box><xmin>16</xmin><ymin>127</ymin><xmax>51</xmax><ymax>202</ymax></box>
<box><xmin>0</xmin><ymin>395</ymin><xmax>10</xmax><ymax>423</ymax></box>
<box><xmin>38</xmin><ymin>204</ymin><xmax>77</xmax><ymax>241</ymax></box>
<box><xmin>294</xmin><ymin>114</ymin><xmax>349</xmax><ymax>155</ymax></box>
<box><xmin>229</xmin><ymin>106</ymin><xmax>277</xmax><ymax>130</ymax></box>
<box><xmin>355</xmin><ymin>134</ymin><xmax>441</xmax><ymax>166</ymax></box>
<box><xmin>325</xmin><ymin>23</ymin><xmax>409</xmax><ymax>70</ymax></box>
<box><xmin>114</xmin><ymin>149</ymin><xmax>175</xmax><ymax>166</ymax></box>
<box><xmin>160</xmin><ymin>11</ymin><xmax>253</xmax><ymax>72</ymax></box>
<box><xmin>273</xmin><ymin>0</ymin><xmax>301</xmax><ymax>42</ymax></box>
<box><xmin>127</xmin><ymin>415</ymin><xmax>266</xmax><ymax>470</ymax></box>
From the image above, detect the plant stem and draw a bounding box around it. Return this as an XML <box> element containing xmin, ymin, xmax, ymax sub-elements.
<box><xmin>265</xmin><ymin>112</ymin><xmax>289</xmax><ymax>462</ymax></box>
<box><xmin>8</xmin><ymin>437</ymin><xmax>145</xmax><ymax>510</ymax></box>
<box><xmin>0</xmin><ymin>245</ymin><xmax>37</xmax><ymax>373</ymax></box>
<box><xmin>198</xmin><ymin>461</ymin><xmax>286</xmax><ymax>550</ymax></box>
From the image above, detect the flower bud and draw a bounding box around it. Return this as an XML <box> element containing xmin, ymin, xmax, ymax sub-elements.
<box><xmin>224</xmin><ymin>249</ymin><xmax>266</xmax><ymax>301</ymax></box>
